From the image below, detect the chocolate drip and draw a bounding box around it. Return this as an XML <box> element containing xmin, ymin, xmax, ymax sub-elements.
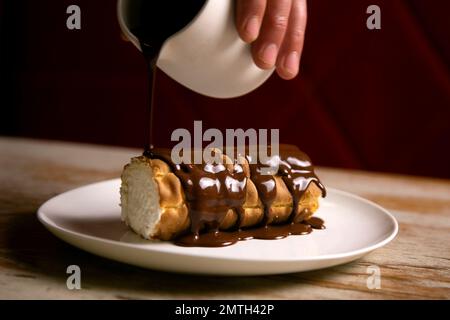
<box><xmin>145</xmin><ymin>145</ymin><xmax>326</xmax><ymax>247</ymax></box>
<box><xmin>149</xmin><ymin>149</ymin><xmax>247</xmax><ymax>236</ymax></box>
<box><xmin>305</xmin><ymin>216</ymin><xmax>326</xmax><ymax>230</ymax></box>
<box><xmin>128</xmin><ymin>0</ymin><xmax>207</xmax><ymax>151</ymax></box>
<box><xmin>246</xmin><ymin>145</ymin><xmax>326</xmax><ymax>225</ymax></box>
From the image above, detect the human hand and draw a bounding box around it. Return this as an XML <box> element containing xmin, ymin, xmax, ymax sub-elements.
<box><xmin>235</xmin><ymin>0</ymin><xmax>307</xmax><ymax>80</ymax></box>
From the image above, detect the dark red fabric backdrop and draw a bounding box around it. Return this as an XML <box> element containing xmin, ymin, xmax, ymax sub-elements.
<box><xmin>1</xmin><ymin>0</ymin><xmax>449</xmax><ymax>178</ymax></box>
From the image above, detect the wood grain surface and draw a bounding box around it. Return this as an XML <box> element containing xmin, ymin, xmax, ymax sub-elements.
<box><xmin>0</xmin><ymin>137</ymin><xmax>449</xmax><ymax>299</ymax></box>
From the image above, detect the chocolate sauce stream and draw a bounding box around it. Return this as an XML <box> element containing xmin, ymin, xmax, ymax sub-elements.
<box><xmin>175</xmin><ymin>217</ymin><xmax>325</xmax><ymax>247</ymax></box>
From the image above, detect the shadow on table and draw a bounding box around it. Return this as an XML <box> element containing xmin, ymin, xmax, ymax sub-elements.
<box><xmin>4</xmin><ymin>212</ymin><xmax>348</xmax><ymax>299</ymax></box>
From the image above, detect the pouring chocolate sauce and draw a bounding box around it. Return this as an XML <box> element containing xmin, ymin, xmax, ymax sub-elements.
<box><xmin>121</xmin><ymin>1</ymin><xmax>327</xmax><ymax>247</ymax></box>
<box><xmin>124</xmin><ymin>0</ymin><xmax>207</xmax><ymax>150</ymax></box>
<box><xmin>150</xmin><ymin>146</ymin><xmax>326</xmax><ymax>247</ymax></box>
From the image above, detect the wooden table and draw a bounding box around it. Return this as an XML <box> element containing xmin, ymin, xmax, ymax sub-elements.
<box><xmin>0</xmin><ymin>137</ymin><xmax>449</xmax><ymax>299</ymax></box>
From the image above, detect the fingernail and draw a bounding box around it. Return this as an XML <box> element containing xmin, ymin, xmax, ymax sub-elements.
<box><xmin>259</xmin><ymin>43</ymin><xmax>278</xmax><ymax>67</ymax></box>
<box><xmin>245</xmin><ymin>16</ymin><xmax>259</xmax><ymax>41</ymax></box>
<box><xmin>284</xmin><ymin>51</ymin><xmax>299</xmax><ymax>75</ymax></box>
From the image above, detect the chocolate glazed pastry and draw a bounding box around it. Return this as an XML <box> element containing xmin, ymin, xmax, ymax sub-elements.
<box><xmin>120</xmin><ymin>145</ymin><xmax>326</xmax><ymax>247</ymax></box>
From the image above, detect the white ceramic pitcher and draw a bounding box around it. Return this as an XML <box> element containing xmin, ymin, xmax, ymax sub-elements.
<box><xmin>117</xmin><ymin>0</ymin><xmax>274</xmax><ymax>98</ymax></box>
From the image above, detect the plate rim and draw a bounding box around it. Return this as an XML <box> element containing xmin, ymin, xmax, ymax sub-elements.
<box><xmin>37</xmin><ymin>178</ymin><xmax>399</xmax><ymax>263</ymax></box>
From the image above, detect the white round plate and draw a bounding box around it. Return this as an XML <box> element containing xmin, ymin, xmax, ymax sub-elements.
<box><xmin>37</xmin><ymin>179</ymin><xmax>398</xmax><ymax>276</ymax></box>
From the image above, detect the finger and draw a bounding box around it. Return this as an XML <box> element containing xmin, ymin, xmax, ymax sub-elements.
<box><xmin>276</xmin><ymin>0</ymin><xmax>307</xmax><ymax>79</ymax></box>
<box><xmin>251</xmin><ymin>0</ymin><xmax>292</xmax><ymax>69</ymax></box>
<box><xmin>235</xmin><ymin>0</ymin><xmax>267</xmax><ymax>43</ymax></box>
